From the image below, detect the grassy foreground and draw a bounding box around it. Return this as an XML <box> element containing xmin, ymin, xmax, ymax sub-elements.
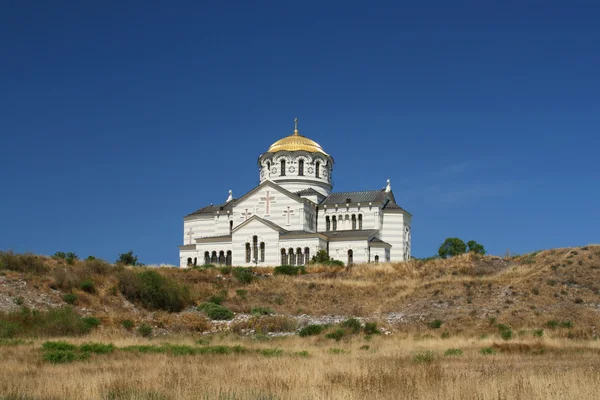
<box><xmin>1</xmin><ymin>332</ymin><xmax>599</xmax><ymax>400</ymax></box>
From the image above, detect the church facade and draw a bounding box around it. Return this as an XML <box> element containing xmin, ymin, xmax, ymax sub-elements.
<box><xmin>178</xmin><ymin>121</ymin><xmax>411</xmax><ymax>268</ymax></box>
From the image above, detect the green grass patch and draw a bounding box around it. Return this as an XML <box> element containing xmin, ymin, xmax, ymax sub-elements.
<box><xmin>197</xmin><ymin>302</ymin><xmax>234</xmax><ymax>320</ymax></box>
<box><xmin>363</xmin><ymin>322</ymin><xmax>380</xmax><ymax>335</ymax></box>
<box><xmin>328</xmin><ymin>348</ymin><xmax>349</xmax><ymax>354</ymax></box>
<box><xmin>42</xmin><ymin>341</ymin><xmax>77</xmax><ymax>351</ymax></box>
<box><xmin>427</xmin><ymin>319</ymin><xmax>443</xmax><ymax>329</ymax></box>
<box><xmin>43</xmin><ymin>350</ymin><xmax>90</xmax><ymax>364</ymax></box>
<box><xmin>412</xmin><ymin>350</ymin><xmax>436</xmax><ymax>364</ymax></box>
<box><xmin>325</xmin><ymin>328</ymin><xmax>345</xmax><ymax>341</ymax></box>
<box><xmin>298</xmin><ymin>324</ymin><xmax>325</xmax><ymax>337</ymax></box>
<box><xmin>480</xmin><ymin>347</ymin><xmax>497</xmax><ymax>355</ymax></box>
<box><xmin>258</xmin><ymin>348</ymin><xmax>283</xmax><ymax>357</ymax></box>
<box><xmin>79</xmin><ymin>342</ymin><xmax>115</xmax><ymax>354</ymax></box>
<box><xmin>444</xmin><ymin>348</ymin><xmax>463</xmax><ymax>357</ymax></box>
<box><xmin>341</xmin><ymin>318</ymin><xmax>361</xmax><ymax>334</ymax></box>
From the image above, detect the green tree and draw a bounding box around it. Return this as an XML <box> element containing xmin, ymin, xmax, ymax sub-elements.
<box><xmin>311</xmin><ymin>249</ymin><xmax>330</xmax><ymax>264</ymax></box>
<box><xmin>65</xmin><ymin>252</ymin><xmax>78</xmax><ymax>265</ymax></box>
<box><xmin>467</xmin><ymin>240</ymin><xmax>486</xmax><ymax>255</ymax></box>
<box><xmin>438</xmin><ymin>238</ymin><xmax>467</xmax><ymax>259</ymax></box>
<box><xmin>116</xmin><ymin>250</ymin><xmax>139</xmax><ymax>266</ymax></box>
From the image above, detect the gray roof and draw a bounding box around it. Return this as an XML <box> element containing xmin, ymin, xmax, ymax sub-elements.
<box><xmin>195</xmin><ymin>235</ymin><xmax>232</xmax><ymax>243</ymax></box>
<box><xmin>295</xmin><ymin>188</ymin><xmax>322</xmax><ymax>196</ymax></box>
<box><xmin>383</xmin><ymin>202</ymin><xmax>403</xmax><ymax>210</ymax></box>
<box><xmin>321</xmin><ymin>229</ymin><xmax>379</xmax><ymax>240</ymax></box>
<box><xmin>320</xmin><ymin>190</ymin><xmax>388</xmax><ymax>206</ymax></box>
<box><xmin>186</xmin><ymin>200</ymin><xmax>237</xmax><ymax>217</ymax></box>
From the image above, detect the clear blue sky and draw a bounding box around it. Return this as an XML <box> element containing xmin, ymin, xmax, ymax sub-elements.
<box><xmin>1</xmin><ymin>1</ymin><xmax>599</xmax><ymax>264</ymax></box>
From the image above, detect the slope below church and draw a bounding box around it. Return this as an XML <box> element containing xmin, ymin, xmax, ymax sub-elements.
<box><xmin>179</xmin><ymin>121</ymin><xmax>411</xmax><ymax>268</ymax></box>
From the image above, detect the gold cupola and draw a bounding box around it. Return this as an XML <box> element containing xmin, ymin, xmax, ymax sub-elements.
<box><xmin>267</xmin><ymin>118</ymin><xmax>329</xmax><ymax>155</ymax></box>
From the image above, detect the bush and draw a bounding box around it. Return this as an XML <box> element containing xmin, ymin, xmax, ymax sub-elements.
<box><xmin>80</xmin><ymin>280</ymin><xmax>95</xmax><ymax>294</ymax></box>
<box><xmin>251</xmin><ymin>307</ymin><xmax>275</xmax><ymax>316</ymax></box>
<box><xmin>444</xmin><ymin>348</ymin><xmax>463</xmax><ymax>357</ymax></box>
<box><xmin>310</xmin><ymin>250</ymin><xmax>345</xmax><ymax>267</ymax></box>
<box><xmin>500</xmin><ymin>329</ymin><xmax>513</xmax><ymax>341</ymax></box>
<box><xmin>0</xmin><ymin>321</ymin><xmax>19</xmax><ymax>339</ymax></box>
<box><xmin>79</xmin><ymin>342</ymin><xmax>114</xmax><ymax>354</ymax></box>
<box><xmin>364</xmin><ymin>322</ymin><xmax>380</xmax><ymax>335</ymax></box>
<box><xmin>42</xmin><ymin>341</ymin><xmax>77</xmax><ymax>351</ymax></box>
<box><xmin>82</xmin><ymin>317</ymin><xmax>100</xmax><ymax>329</ymax></box>
<box><xmin>546</xmin><ymin>320</ymin><xmax>559</xmax><ymax>329</ymax></box>
<box><xmin>116</xmin><ymin>250</ymin><xmax>140</xmax><ymax>266</ymax></box>
<box><xmin>273</xmin><ymin>265</ymin><xmax>305</xmax><ymax>276</ymax></box>
<box><xmin>217</xmin><ymin>265</ymin><xmax>231</xmax><ymax>274</ymax></box>
<box><xmin>467</xmin><ymin>240</ymin><xmax>486</xmax><ymax>255</ymax></box>
<box><xmin>341</xmin><ymin>318</ymin><xmax>362</xmax><ymax>334</ymax></box>
<box><xmin>427</xmin><ymin>319</ymin><xmax>443</xmax><ymax>329</ymax></box>
<box><xmin>412</xmin><ymin>351</ymin><xmax>436</xmax><ymax>364</ymax></box>
<box><xmin>54</xmin><ymin>252</ymin><xmax>67</xmax><ymax>260</ymax></box>
<box><xmin>560</xmin><ymin>320</ymin><xmax>573</xmax><ymax>328</ymax></box>
<box><xmin>121</xmin><ymin>320</ymin><xmax>134</xmax><ymax>330</ymax></box>
<box><xmin>0</xmin><ymin>251</ymin><xmax>48</xmax><ymax>273</ymax></box>
<box><xmin>438</xmin><ymin>238</ymin><xmax>467</xmax><ymax>259</ymax></box>
<box><xmin>299</xmin><ymin>324</ymin><xmax>325</xmax><ymax>337</ymax></box>
<box><xmin>117</xmin><ymin>269</ymin><xmax>190</xmax><ymax>312</ymax></box>
<box><xmin>325</xmin><ymin>328</ymin><xmax>345</xmax><ymax>341</ymax></box>
<box><xmin>65</xmin><ymin>252</ymin><xmax>78</xmax><ymax>265</ymax></box>
<box><xmin>207</xmin><ymin>295</ymin><xmax>226</xmax><ymax>305</ymax></box>
<box><xmin>138</xmin><ymin>324</ymin><xmax>153</xmax><ymax>337</ymax></box>
<box><xmin>43</xmin><ymin>350</ymin><xmax>89</xmax><ymax>364</ymax></box>
<box><xmin>233</xmin><ymin>267</ymin><xmax>255</xmax><ymax>284</ymax></box>
<box><xmin>1</xmin><ymin>307</ymin><xmax>92</xmax><ymax>337</ymax></box>
<box><xmin>235</xmin><ymin>289</ymin><xmax>248</xmax><ymax>300</ymax></box>
<box><xmin>63</xmin><ymin>293</ymin><xmax>78</xmax><ymax>305</ymax></box>
<box><xmin>197</xmin><ymin>302</ymin><xmax>234</xmax><ymax>320</ymax></box>
<box><xmin>84</xmin><ymin>258</ymin><xmax>112</xmax><ymax>275</ymax></box>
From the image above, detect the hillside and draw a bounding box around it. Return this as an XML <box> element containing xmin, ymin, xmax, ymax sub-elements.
<box><xmin>2</xmin><ymin>245</ymin><xmax>599</xmax><ymax>338</ymax></box>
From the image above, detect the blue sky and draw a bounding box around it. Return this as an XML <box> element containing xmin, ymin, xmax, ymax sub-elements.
<box><xmin>1</xmin><ymin>1</ymin><xmax>598</xmax><ymax>264</ymax></box>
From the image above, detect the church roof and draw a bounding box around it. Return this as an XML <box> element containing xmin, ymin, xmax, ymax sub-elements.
<box><xmin>295</xmin><ymin>188</ymin><xmax>322</xmax><ymax>196</ymax></box>
<box><xmin>321</xmin><ymin>229</ymin><xmax>379</xmax><ymax>241</ymax></box>
<box><xmin>266</xmin><ymin>120</ymin><xmax>329</xmax><ymax>156</ymax></box>
<box><xmin>320</xmin><ymin>190</ymin><xmax>388</xmax><ymax>206</ymax></box>
<box><xmin>185</xmin><ymin>200</ymin><xmax>237</xmax><ymax>217</ymax></box>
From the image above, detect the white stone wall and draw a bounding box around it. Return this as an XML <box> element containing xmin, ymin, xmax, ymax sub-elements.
<box><xmin>278</xmin><ymin>237</ymin><xmax>325</xmax><ymax>265</ymax></box>
<box><xmin>179</xmin><ymin>249</ymin><xmax>197</xmax><ymax>268</ymax></box>
<box><xmin>380</xmin><ymin>211</ymin><xmax>407</xmax><ymax>261</ymax></box>
<box><xmin>234</xmin><ymin>186</ymin><xmax>305</xmax><ymax>231</ymax></box>
<box><xmin>318</xmin><ymin>204</ymin><xmax>381</xmax><ymax>232</ymax></box>
<box><xmin>195</xmin><ymin>241</ymin><xmax>233</xmax><ymax>265</ymax></box>
<box><xmin>183</xmin><ymin>216</ymin><xmax>214</xmax><ymax>243</ymax></box>
<box><xmin>232</xmin><ymin>219</ymin><xmax>281</xmax><ymax>267</ymax></box>
<box><xmin>369</xmin><ymin>247</ymin><xmax>389</xmax><ymax>263</ymax></box>
<box><xmin>328</xmin><ymin>240</ymin><xmax>369</xmax><ymax>265</ymax></box>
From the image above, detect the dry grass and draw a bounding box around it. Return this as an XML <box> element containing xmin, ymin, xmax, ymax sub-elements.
<box><xmin>1</xmin><ymin>332</ymin><xmax>599</xmax><ymax>399</ymax></box>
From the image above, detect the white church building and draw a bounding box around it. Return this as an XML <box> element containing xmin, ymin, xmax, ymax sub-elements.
<box><xmin>179</xmin><ymin>120</ymin><xmax>411</xmax><ymax>268</ymax></box>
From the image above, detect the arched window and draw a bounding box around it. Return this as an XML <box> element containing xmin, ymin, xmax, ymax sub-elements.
<box><xmin>245</xmin><ymin>243</ymin><xmax>251</xmax><ymax>263</ymax></box>
<box><xmin>358</xmin><ymin>214</ymin><xmax>363</xmax><ymax>230</ymax></box>
<box><xmin>218</xmin><ymin>251</ymin><xmax>225</xmax><ymax>265</ymax></box>
<box><xmin>211</xmin><ymin>251</ymin><xmax>217</xmax><ymax>264</ymax></box>
<box><xmin>352</xmin><ymin>214</ymin><xmax>357</xmax><ymax>230</ymax></box>
<box><xmin>348</xmin><ymin>249</ymin><xmax>353</xmax><ymax>267</ymax></box>
<box><xmin>226</xmin><ymin>250</ymin><xmax>232</xmax><ymax>266</ymax></box>
<box><xmin>332</xmin><ymin>216</ymin><xmax>337</xmax><ymax>231</ymax></box>
<box><xmin>374</xmin><ymin>255</ymin><xmax>379</xmax><ymax>263</ymax></box>
<box><xmin>289</xmin><ymin>248</ymin><xmax>295</xmax><ymax>266</ymax></box>
<box><xmin>229</xmin><ymin>220</ymin><xmax>233</xmax><ymax>234</ymax></box>
<box><xmin>204</xmin><ymin>252</ymin><xmax>210</xmax><ymax>265</ymax></box>
<box><xmin>298</xmin><ymin>160</ymin><xmax>304</xmax><ymax>176</ymax></box>
<box><xmin>304</xmin><ymin>247</ymin><xmax>310</xmax><ymax>265</ymax></box>
<box><xmin>326</xmin><ymin>216</ymin><xmax>330</xmax><ymax>231</ymax></box>
<box><xmin>187</xmin><ymin>257</ymin><xmax>192</xmax><ymax>266</ymax></box>
<box><xmin>280</xmin><ymin>160</ymin><xmax>286</xmax><ymax>176</ymax></box>
<box><xmin>281</xmin><ymin>248</ymin><xmax>287</xmax><ymax>265</ymax></box>
<box><xmin>253</xmin><ymin>236</ymin><xmax>258</xmax><ymax>262</ymax></box>
<box><xmin>297</xmin><ymin>248</ymin><xmax>302</xmax><ymax>265</ymax></box>
<box><xmin>267</xmin><ymin>161</ymin><xmax>271</xmax><ymax>171</ymax></box>
<box><xmin>260</xmin><ymin>242</ymin><xmax>265</xmax><ymax>262</ymax></box>
<box><xmin>315</xmin><ymin>162</ymin><xmax>320</xmax><ymax>178</ymax></box>
<box><xmin>193</xmin><ymin>257</ymin><xmax>197</xmax><ymax>266</ymax></box>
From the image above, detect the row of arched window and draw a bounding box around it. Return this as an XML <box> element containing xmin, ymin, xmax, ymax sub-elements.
<box><xmin>186</xmin><ymin>251</ymin><xmax>233</xmax><ymax>267</ymax></box>
<box><xmin>245</xmin><ymin>236</ymin><xmax>265</xmax><ymax>263</ymax></box>
<box><xmin>325</xmin><ymin>214</ymin><xmax>363</xmax><ymax>231</ymax></box>
<box><xmin>267</xmin><ymin>160</ymin><xmax>322</xmax><ymax>178</ymax></box>
<box><xmin>281</xmin><ymin>247</ymin><xmax>310</xmax><ymax>266</ymax></box>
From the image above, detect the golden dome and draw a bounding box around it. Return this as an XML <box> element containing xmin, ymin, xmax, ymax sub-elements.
<box><xmin>267</xmin><ymin>119</ymin><xmax>329</xmax><ymax>155</ymax></box>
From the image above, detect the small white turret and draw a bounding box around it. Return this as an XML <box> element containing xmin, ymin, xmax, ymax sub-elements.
<box><xmin>226</xmin><ymin>190</ymin><xmax>233</xmax><ymax>203</ymax></box>
<box><xmin>384</xmin><ymin>179</ymin><xmax>391</xmax><ymax>193</ymax></box>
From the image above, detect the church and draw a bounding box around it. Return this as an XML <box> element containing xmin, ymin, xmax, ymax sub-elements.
<box><xmin>179</xmin><ymin>120</ymin><xmax>411</xmax><ymax>268</ymax></box>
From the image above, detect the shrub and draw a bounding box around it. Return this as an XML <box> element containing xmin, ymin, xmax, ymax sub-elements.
<box><xmin>207</xmin><ymin>295</ymin><xmax>226</xmax><ymax>305</ymax></box>
<box><xmin>0</xmin><ymin>321</ymin><xmax>19</xmax><ymax>338</ymax></box>
<box><xmin>427</xmin><ymin>319</ymin><xmax>443</xmax><ymax>329</ymax></box>
<box><xmin>233</xmin><ymin>267</ymin><xmax>255</xmax><ymax>284</ymax></box>
<box><xmin>79</xmin><ymin>342</ymin><xmax>114</xmax><ymax>354</ymax></box>
<box><xmin>138</xmin><ymin>324</ymin><xmax>153</xmax><ymax>337</ymax></box>
<box><xmin>82</xmin><ymin>317</ymin><xmax>100</xmax><ymax>329</ymax></box>
<box><xmin>42</xmin><ymin>341</ymin><xmax>77</xmax><ymax>351</ymax></box>
<box><xmin>65</xmin><ymin>252</ymin><xmax>78</xmax><ymax>265</ymax></box>
<box><xmin>121</xmin><ymin>320</ymin><xmax>134</xmax><ymax>330</ymax></box>
<box><xmin>117</xmin><ymin>269</ymin><xmax>190</xmax><ymax>312</ymax></box>
<box><xmin>84</xmin><ymin>258</ymin><xmax>112</xmax><ymax>275</ymax></box>
<box><xmin>546</xmin><ymin>320</ymin><xmax>559</xmax><ymax>329</ymax></box>
<box><xmin>341</xmin><ymin>318</ymin><xmax>362</xmax><ymax>334</ymax></box>
<box><xmin>299</xmin><ymin>324</ymin><xmax>325</xmax><ymax>337</ymax></box>
<box><xmin>467</xmin><ymin>240</ymin><xmax>486</xmax><ymax>255</ymax></box>
<box><xmin>116</xmin><ymin>250</ymin><xmax>140</xmax><ymax>266</ymax></box>
<box><xmin>310</xmin><ymin>250</ymin><xmax>345</xmax><ymax>266</ymax></box>
<box><xmin>412</xmin><ymin>350</ymin><xmax>436</xmax><ymax>364</ymax></box>
<box><xmin>54</xmin><ymin>252</ymin><xmax>67</xmax><ymax>260</ymax></box>
<box><xmin>325</xmin><ymin>329</ymin><xmax>345</xmax><ymax>341</ymax></box>
<box><xmin>197</xmin><ymin>302</ymin><xmax>234</xmax><ymax>320</ymax></box>
<box><xmin>38</xmin><ymin>307</ymin><xmax>92</xmax><ymax>336</ymax></box>
<box><xmin>0</xmin><ymin>251</ymin><xmax>48</xmax><ymax>273</ymax></box>
<box><xmin>364</xmin><ymin>322</ymin><xmax>380</xmax><ymax>335</ymax></box>
<box><xmin>217</xmin><ymin>265</ymin><xmax>231</xmax><ymax>274</ymax></box>
<box><xmin>560</xmin><ymin>320</ymin><xmax>573</xmax><ymax>328</ymax></box>
<box><xmin>480</xmin><ymin>347</ymin><xmax>496</xmax><ymax>355</ymax></box>
<box><xmin>63</xmin><ymin>293</ymin><xmax>78</xmax><ymax>305</ymax></box>
<box><xmin>80</xmin><ymin>280</ymin><xmax>95</xmax><ymax>294</ymax></box>
<box><xmin>235</xmin><ymin>289</ymin><xmax>248</xmax><ymax>300</ymax></box>
<box><xmin>273</xmin><ymin>265</ymin><xmax>304</xmax><ymax>276</ymax></box>
<box><xmin>444</xmin><ymin>348</ymin><xmax>463</xmax><ymax>357</ymax></box>
<box><xmin>43</xmin><ymin>350</ymin><xmax>89</xmax><ymax>364</ymax></box>
<box><xmin>438</xmin><ymin>238</ymin><xmax>467</xmax><ymax>258</ymax></box>
<box><xmin>501</xmin><ymin>329</ymin><xmax>513</xmax><ymax>341</ymax></box>
<box><xmin>251</xmin><ymin>307</ymin><xmax>275</xmax><ymax>316</ymax></box>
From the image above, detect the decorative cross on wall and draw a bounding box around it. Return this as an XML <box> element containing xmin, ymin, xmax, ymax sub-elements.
<box><xmin>242</xmin><ymin>208</ymin><xmax>252</xmax><ymax>221</ymax></box>
<box><xmin>259</xmin><ymin>191</ymin><xmax>276</xmax><ymax>215</ymax></box>
<box><xmin>283</xmin><ymin>206</ymin><xmax>295</xmax><ymax>226</ymax></box>
<box><xmin>187</xmin><ymin>227</ymin><xmax>194</xmax><ymax>245</ymax></box>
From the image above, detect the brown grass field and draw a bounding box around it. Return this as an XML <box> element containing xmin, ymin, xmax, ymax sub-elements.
<box><xmin>1</xmin><ymin>333</ymin><xmax>600</xmax><ymax>399</ymax></box>
<box><xmin>1</xmin><ymin>245</ymin><xmax>600</xmax><ymax>399</ymax></box>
